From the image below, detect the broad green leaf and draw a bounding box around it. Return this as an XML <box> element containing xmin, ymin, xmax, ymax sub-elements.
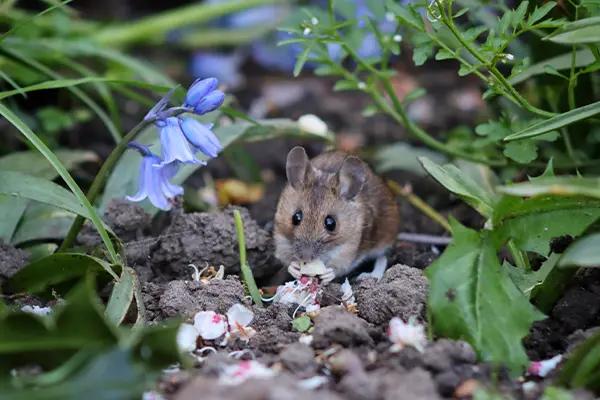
<box><xmin>7</xmin><ymin>253</ymin><xmax>119</xmax><ymax>296</ymax></box>
<box><xmin>105</xmin><ymin>268</ymin><xmax>136</xmax><ymax>326</ymax></box>
<box><xmin>545</xmin><ymin>16</ymin><xmax>600</xmax><ymax>44</ymax></box>
<box><xmin>492</xmin><ymin>196</ymin><xmax>600</xmax><ymax>255</ymax></box>
<box><xmin>503</xmin><ymin>140</ymin><xmax>538</xmax><ymax>163</ymax></box>
<box><xmin>0</xmin><ymin>195</ymin><xmax>27</xmax><ymax>242</ymax></box>
<box><xmin>0</xmin><ymin>277</ymin><xmax>118</xmax><ymax>356</ymax></box>
<box><xmin>509</xmin><ymin>49</ymin><xmax>595</xmax><ymax>85</ymax></box>
<box><xmin>0</xmin><ymin>149</ymin><xmax>98</xmax><ymax>180</ymax></box>
<box><xmin>505</xmin><ymin>101</ymin><xmax>600</xmax><ymax>141</ymax></box>
<box><xmin>419</xmin><ymin>157</ymin><xmax>496</xmax><ymax>218</ymax></box>
<box><xmin>499</xmin><ymin>176</ymin><xmax>600</xmax><ymax>198</ymax></box>
<box><xmin>558</xmin><ymin>329</ymin><xmax>600</xmax><ymax>390</ymax></box>
<box><xmin>11</xmin><ymin>204</ymin><xmax>74</xmax><ymax>245</ymax></box>
<box><xmin>506</xmin><ymin>254</ymin><xmax>559</xmax><ymax>298</ymax></box>
<box><xmin>375</xmin><ymin>143</ymin><xmax>446</xmax><ymax>176</ymax></box>
<box><xmin>559</xmin><ymin>233</ymin><xmax>600</xmax><ymax>267</ymax></box>
<box><xmin>426</xmin><ymin>221</ymin><xmax>544</xmax><ymax>375</ymax></box>
<box><xmin>0</xmin><ymin>104</ymin><xmax>118</xmax><ymax>263</ymax></box>
<box><xmin>101</xmin><ymin>118</ymin><xmax>334</xmax><ymax>212</ymax></box>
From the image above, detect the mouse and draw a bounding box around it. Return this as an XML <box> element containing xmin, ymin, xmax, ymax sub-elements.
<box><xmin>274</xmin><ymin>146</ymin><xmax>400</xmax><ymax>284</ymax></box>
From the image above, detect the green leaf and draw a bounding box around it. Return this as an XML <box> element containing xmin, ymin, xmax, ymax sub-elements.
<box><xmin>506</xmin><ymin>254</ymin><xmax>559</xmax><ymax>298</ymax></box>
<box><xmin>426</xmin><ymin>221</ymin><xmax>544</xmax><ymax>375</ymax></box>
<box><xmin>11</xmin><ymin>204</ymin><xmax>74</xmax><ymax>245</ymax></box>
<box><xmin>292</xmin><ymin>315</ymin><xmax>312</xmax><ymax>332</ymax></box>
<box><xmin>105</xmin><ymin>268</ymin><xmax>136</xmax><ymax>326</ymax></box>
<box><xmin>528</xmin><ymin>2</ymin><xmax>556</xmax><ymax>25</ymax></box>
<box><xmin>559</xmin><ymin>233</ymin><xmax>600</xmax><ymax>267</ymax></box>
<box><xmin>558</xmin><ymin>330</ymin><xmax>600</xmax><ymax>390</ymax></box>
<box><xmin>0</xmin><ymin>104</ymin><xmax>118</xmax><ymax>263</ymax></box>
<box><xmin>498</xmin><ymin>176</ymin><xmax>600</xmax><ymax>198</ymax></box>
<box><xmin>545</xmin><ymin>16</ymin><xmax>600</xmax><ymax>44</ymax></box>
<box><xmin>294</xmin><ymin>43</ymin><xmax>314</xmax><ymax>77</ymax></box>
<box><xmin>375</xmin><ymin>143</ymin><xmax>446</xmax><ymax>176</ymax></box>
<box><xmin>505</xmin><ymin>101</ymin><xmax>600</xmax><ymax>141</ymax></box>
<box><xmin>7</xmin><ymin>253</ymin><xmax>119</xmax><ymax>296</ymax></box>
<box><xmin>503</xmin><ymin>140</ymin><xmax>538</xmax><ymax>163</ymax></box>
<box><xmin>509</xmin><ymin>49</ymin><xmax>595</xmax><ymax>84</ymax></box>
<box><xmin>0</xmin><ymin>276</ymin><xmax>118</xmax><ymax>356</ymax></box>
<box><xmin>0</xmin><ymin>149</ymin><xmax>98</xmax><ymax>180</ymax></box>
<box><xmin>419</xmin><ymin>157</ymin><xmax>496</xmax><ymax>218</ymax></box>
<box><xmin>492</xmin><ymin>196</ymin><xmax>600</xmax><ymax>255</ymax></box>
<box><xmin>0</xmin><ymin>77</ymin><xmax>116</xmax><ymax>100</ymax></box>
<box><xmin>386</xmin><ymin>0</ymin><xmax>424</xmax><ymax>30</ymax></box>
<box><xmin>0</xmin><ymin>195</ymin><xmax>27</xmax><ymax>243</ymax></box>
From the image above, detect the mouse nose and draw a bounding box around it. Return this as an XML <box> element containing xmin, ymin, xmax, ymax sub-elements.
<box><xmin>295</xmin><ymin>243</ymin><xmax>316</xmax><ymax>263</ymax></box>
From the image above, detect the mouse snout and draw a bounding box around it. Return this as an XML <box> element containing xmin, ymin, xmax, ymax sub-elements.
<box><xmin>294</xmin><ymin>242</ymin><xmax>319</xmax><ymax>263</ymax></box>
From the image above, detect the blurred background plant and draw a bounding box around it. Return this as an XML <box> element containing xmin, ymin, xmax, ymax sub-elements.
<box><xmin>2</xmin><ymin>0</ymin><xmax>600</xmax><ymax>396</ymax></box>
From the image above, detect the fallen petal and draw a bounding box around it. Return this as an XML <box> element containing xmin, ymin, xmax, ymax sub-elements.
<box><xmin>219</xmin><ymin>360</ymin><xmax>275</xmax><ymax>386</ymax></box>
<box><xmin>194</xmin><ymin>311</ymin><xmax>228</xmax><ymax>340</ymax></box>
<box><xmin>388</xmin><ymin>317</ymin><xmax>427</xmax><ymax>353</ymax></box>
<box><xmin>176</xmin><ymin>323</ymin><xmax>199</xmax><ymax>353</ymax></box>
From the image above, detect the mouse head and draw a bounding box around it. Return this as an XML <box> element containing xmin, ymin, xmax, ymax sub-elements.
<box><xmin>274</xmin><ymin>146</ymin><xmax>367</xmax><ymax>269</ymax></box>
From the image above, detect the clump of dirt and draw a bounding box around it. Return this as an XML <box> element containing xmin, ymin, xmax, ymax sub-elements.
<box><xmin>354</xmin><ymin>264</ymin><xmax>428</xmax><ymax>325</ymax></box>
<box><xmin>312</xmin><ymin>306</ymin><xmax>374</xmax><ymax>349</ymax></box>
<box><xmin>156</xmin><ymin>277</ymin><xmax>247</xmax><ymax>320</ymax></box>
<box><xmin>147</xmin><ymin>206</ymin><xmax>278</xmax><ymax>282</ymax></box>
<box><xmin>525</xmin><ymin>269</ymin><xmax>600</xmax><ymax>360</ymax></box>
<box><xmin>78</xmin><ymin>199</ymin><xmax>151</xmax><ymax>246</ymax></box>
<box><xmin>0</xmin><ymin>241</ymin><xmax>29</xmax><ymax>286</ymax></box>
<box><xmin>280</xmin><ymin>343</ymin><xmax>318</xmax><ymax>377</ymax></box>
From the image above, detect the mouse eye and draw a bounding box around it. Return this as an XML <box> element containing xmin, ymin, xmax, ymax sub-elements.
<box><xmin>292</xmin><ymin>210</ymin><xmax>303</xmax><ymax>226</ymax></box>
<box><xmin>324</xmin><ymin>215</ymin><xmax>336</xmax><ymax>232</ymax></box>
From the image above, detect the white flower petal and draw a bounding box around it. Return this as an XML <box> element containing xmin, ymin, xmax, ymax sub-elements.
<box><xmin>340</xmin><ymin>278</ymin><xmax>356</xmax><ymax>305</ymax></box>
<box><xmin>227</xmin><ymin>304</ymin><xmax>254</xmax><ymax>328</ymax></box>
<box><xmin>194</xmin><ymin>311</ymin><xmax>228</xmax><ymax>340</ymax></box>
<box><xmin>219</xmin><ymin>360</ymin><xmax>275</xmax><ymax>386</ymax></box>
<box><xmin>298</xmin><ymin>114</ymin><xmax>328</xmax><ymax>136</ymax></box>
<box><xmin>21</xmin><ymin>305</ymin><xmax>52</xmax><ymax>316</ymax></box>
<box><xmin>176</xmin><ymin>323</ymin><xmax>199</xmax><ymax>353</ymax></box>
<box><xmin>388</xmin><ymin>317</ymin><xmax>427</xmax><ymax>353</ymax></box>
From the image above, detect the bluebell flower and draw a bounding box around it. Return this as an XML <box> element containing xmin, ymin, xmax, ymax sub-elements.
<box><xmin>183</xmin><ymin>78</ymin><xmax>225</xmax><ymax>115</ymax></box>
<box><xmin>179</xmin><ymin>117</ymin><xmax>222</xmax><ymax>158</ymax></box>
<box><xmin>126</xmin><ymin>142</ymin><xmax>183</xmax><ymax>211</ymax></box>
<box><xmin>157</xmin><ymin>117</ymin><xmax>203</xmax><ymax>166</ymax></box>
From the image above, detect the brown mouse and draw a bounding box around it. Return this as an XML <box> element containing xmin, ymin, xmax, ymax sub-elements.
<box><xmin>274</xmin><ymin>146</ymin><xmax>400</xmax><ymax>284</ymax></box>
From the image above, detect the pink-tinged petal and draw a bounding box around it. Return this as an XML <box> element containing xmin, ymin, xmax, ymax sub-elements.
<box><xmin>219</xmin><ymin>360</ymin><xmax>275</xmax><ymax>386</ymax></box>
<box><xmin>528</xmin><ymin>355</ymin><xmax>562</xmax><ymax>377</ymax></box>
<box><xmin>388</xmin><ymin>317</ymin><xmax>427</xmax><ymax>353</ymax></box>
<box><xmin>194</xmin><ymin>311</ymin><xmax>227</xmax><ymax>340</ymax></box>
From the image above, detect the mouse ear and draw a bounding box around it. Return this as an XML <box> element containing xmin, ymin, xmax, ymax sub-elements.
<box><xmin>339</xmin><ymin>156</ymin><xmax>366</xmax><ymax>200</ymax></box>
<box><xmin>286</xmin><ymin>146</ymin><xmax>312</xmax><ymax>190</ymax></box>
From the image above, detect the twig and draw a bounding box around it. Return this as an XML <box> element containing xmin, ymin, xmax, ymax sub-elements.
<box><xmin>397</xmin><ymin>233</ymin><xmax>452</xmax><ymax>246</ymax></box>
<box><xmin>387</xmin><ymin>180</ymin><xmax>452</xmax><ymax>233</ymax></box>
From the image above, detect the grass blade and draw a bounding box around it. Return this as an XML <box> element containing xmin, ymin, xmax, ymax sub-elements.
<box><xmin>0</xmin><ymin>103</ymin><xmax>119</xmax><ymax>264</ymax></box>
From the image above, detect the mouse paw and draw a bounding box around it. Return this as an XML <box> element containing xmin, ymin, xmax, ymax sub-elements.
<box><xmin>318</xmin><ymin>267</ymin><xmax>336</xmax><ymax>285</ymax></box>
<box><xmin>288</xmin><ymin>262</ymin><xmax>302</xmax><ymax>280</ymax></box>
<box><xmin>356</xmin><ymin>271</ymin><xmax>383</xmax><ymax>281</ymax></box>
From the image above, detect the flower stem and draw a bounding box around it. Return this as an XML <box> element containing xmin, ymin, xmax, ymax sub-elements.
<box><xmin>58</xmin><ymin>119</ymin><xmax>154</xmax><ymax>252</ymax></box>
<box><xmin>93</xmin><ymin>0</ymin><xmax>283</xmax><ymax>47</ymax></box>
<box><xmin>233</xmin><ymin>209</ymin><xmax>264</xmax><ymax>307</ymax></box>
<box><xmin>387</xmin><ymin>180</ymin><xmax>452</xmax><ymax>233</ymax></box>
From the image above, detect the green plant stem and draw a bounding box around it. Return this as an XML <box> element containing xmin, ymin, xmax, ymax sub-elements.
<box><xmin>233</xmin><ymin>209</ymin><xmax>263</xmax><ymax>307</ymax></box>
<box><xmin>176</xmin><ymin>27</ymin><xmax>276</xmax><ymax>49</ymax></box>
<box><xmin>507</xmin><ymin>239</ymin><xmax>531</xmax><ymax>270</ymax></box>
<box><xmin>387</xmin><ymin>180</ymin><xmax>452</xmax><ymax>233</ymax></box>
<box><xmin>337</xmin><ymin>43</ymin><xmax>505</xmax><ymax>166</ymax></box>
<box><xmin>58</xmin><ymin>118</ymin><xmax>153</xmax><ymax>253</ymax></box>
<box><xmin>93</xmin><ymin>0</ymin><xmax>283</xmax><ymax>47</ymax></box>
<box><xmin>437</xmin><ymin>1</ymin><xmax>555</xmax><ymax>118</ymax></box>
